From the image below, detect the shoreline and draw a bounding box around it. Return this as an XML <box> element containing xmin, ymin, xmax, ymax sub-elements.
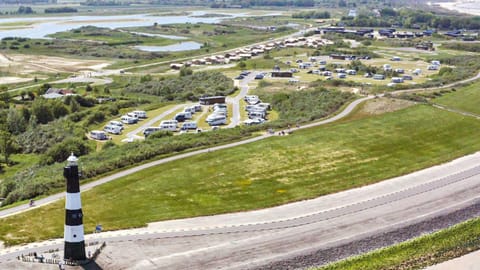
<box><xmin>436</xmin><ymin>1</ymin><xmax>480</xmax><ymax>16</ymax></box>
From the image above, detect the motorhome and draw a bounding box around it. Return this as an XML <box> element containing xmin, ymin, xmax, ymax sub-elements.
<box><xmin>127</xmin><ymin>112</ymin><xmax>139</xmax><ymax>119</ymax></box>
<box><xmin>109</xmin><ymin>121</ymin><xmax>124</xmax><ymax>130</ymax></box>
<box><xmin>193</xmin><ymin>104</ymin><xmax>203</xmax><ymax>112</ymax></box>
<box><xmin>121</xmin><ymin>115</ymin><xmax>138</xmax><ymax>124</ymax></box>
<box><xmin>159</xmin><ymin>123</ymin><xmax>177</xmax><ymax>132</ymax></box>
<box><xmin>175</xmin><ymin>112</ymin><xmax>192</xmax><ymax>121</ymax></box>
<box><xmin>206</xmin><ymin>115</ymin><xmax>227</xmax><ymax>126</ymax></box>
<box><xmin>160</xmin><ymin>120</ymin><xmax>178</xmax><ymax>127</ymax></box>
<box><xmin>104</xmin><ymin>124</ymin><xmax>122</xmax><ymax>135</ymax></box>
<box><xmin>90</xmin><ymin>130</ymin><xmax>108</xmax><ymax>140</ymax></box>
<box><xmin>181</xmin><ymin>121</ymin><xmax>198</xmax><ymax>130</ymax></box>
<box><xmin>143</xmin><ymin>127</ymin><xmax>162</xmax><ymax>137</ymax></box>
<box><xmin>132</xmin><ymin>110</ymin><xmax>147</xmax><ymax>119</ymax></box>
<box><xmin>391</xmin><ymin>77</ymin><xmax>404</xmax><ymax>83</ymax></box>
<box><xmin>249</xmin><ymin>111</ymin><xmax>266</xmax><ymax>119</ymax></box>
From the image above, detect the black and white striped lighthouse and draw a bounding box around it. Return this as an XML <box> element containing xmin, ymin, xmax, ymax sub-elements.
<box><xmin>63</xmin><ymin>153</ymin><xmax>86</xmax><ymax>261</ymax></box>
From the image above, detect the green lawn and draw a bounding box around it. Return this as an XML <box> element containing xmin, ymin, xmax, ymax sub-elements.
<box><xmin>1</xmin><ymin>104</ymin><xmax>480</xmax><ymax>245</ymax></box>
<box><xmin>433</xmin><ymin>81</ymin><xmax>480</xmax><ymax>115</ymax></box>
<box><xmin>318</xmin><ymin>217</ymin><xmax>480</xmax><ymax>270</ymax></box>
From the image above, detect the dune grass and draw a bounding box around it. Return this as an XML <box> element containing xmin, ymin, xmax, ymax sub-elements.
<box><xmin>1</xmin><ymin>104</ymin><xmax>480</xmax><ymax>246</ymax></box>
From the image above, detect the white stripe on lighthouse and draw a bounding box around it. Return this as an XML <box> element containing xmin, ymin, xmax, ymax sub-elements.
<box><xmin>64</xmin><ymin>225</ymin><xmax>85</xmax><ymax>242</ymax></box>
<box><xmin>65</xmin><ymin>193</ymin><xmax>82</xmax><ymax>210</ymax></box>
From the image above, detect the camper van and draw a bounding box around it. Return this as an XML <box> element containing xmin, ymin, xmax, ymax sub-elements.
<box><xmin>132</xmin><ymin>110</ymin><xmax>147</xmax><ymax>119</ymax></box>
<box><xmin>90</xmin><ymin>130</ymin><xmax>108</xmax><ymax>140</ymax></box>
<box><xmin>181</xmin><ymin>121</ymin><xmax>198</xmax><ymax>130</ymax></box>
<box><xmin>121</xmin><ymin>115</ymin><xmax>138</xmax><ymax>124</ymax></box>
<box><xmin>160</xmin><ymin>120</ymin><xmax>178</xmax><ymax>127</ymax></box>
<box><xmin>143</xmin><ymin>127</ymin><xmax>162</xmax><ymax>137</ymax></box>
<box><xmin>206</xmin><ymin>115</ymin><xmax>227</xmax><ymax>126</ymax></box>
<box><xmin>249</xmin><ymin>111</ymin><xmax>266</xmax><ymax>119</ymax></box>
<box><xmin>104</xmin><ymin>124</ymin><xmax>122</xmax><ymax>135</ymax></box>
<box><xmin>126</xmin><ymin>112</ymin><xmax>139</xmax><ymax>120</ymax></box>
<box><xmin>109</xmin><ymin>121</ymin><xmax>124</xmax><ymax>130</ymax></box>
<box><xmin>159</xmin><ymin>123</ymin><xmax>177</xmax><ymax>132</ymax></box>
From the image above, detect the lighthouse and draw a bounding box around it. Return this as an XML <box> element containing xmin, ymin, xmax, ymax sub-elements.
<box><xmin>63</xmin><ymin>153</ymin><xmax>86</xmax><ymax>261</ymax></box>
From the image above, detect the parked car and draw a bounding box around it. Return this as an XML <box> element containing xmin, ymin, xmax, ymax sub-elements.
<box><xmin>254</xmin><ymin>74</ymin><xmax>264</xmax><ymax>80</ymax></box>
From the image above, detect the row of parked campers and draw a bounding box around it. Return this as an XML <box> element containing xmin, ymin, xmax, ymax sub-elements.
<box><xmin>243</xmin><ymin>96</ymin><xmax>270</xmax><ymax>125</ymax></box>
<box><xmin>143</xmin><ymin>120</ymin><xmax>198</xmax><ymax>136</ymax></box>
<box><xmin>174</xmin><ymin>104</ymin><xmax>202</xmax><ymax>122</ymax></box>
<box><xmin>121</xmin><ymin>110</ymin><xmax>147</xmax><ymax>125</ymax></box>
<box><xmin>205</xmin><ymin>103</ymin><xmax>227</xmax><ymax>126</ymax></box>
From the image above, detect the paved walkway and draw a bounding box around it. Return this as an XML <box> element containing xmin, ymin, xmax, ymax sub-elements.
<box><xmin>424</xmin><ymin>250</ymin><xmax>480</xmax><ymax>270</ymax></box>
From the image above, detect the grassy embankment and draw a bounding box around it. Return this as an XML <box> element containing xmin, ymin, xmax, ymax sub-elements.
<box><xmin>432</xmin><ymin>81</ymin><xmax>480</xmax><ymax>115</ymax></box>
<box><xmin>1</xmin><ymin>104</ymin><xmax>480</xmax><ymax>245</ymax></box>
<box><xmin>318</xmin><ymin>217</ymin><xmax>480</xmax><ymax>270</ymax></box>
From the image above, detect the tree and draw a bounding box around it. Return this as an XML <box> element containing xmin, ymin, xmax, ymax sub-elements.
<box><xmin>0</xmin><ymin>129</ymin><xmax>14</xmax><ymax>165</ymax></box>
<box><xmin>85</xmin><ymin>84</ymin><xmax>93</xmax><ymax>92</ymax></box>
<box><xmin>179</xmin><ymin>67</ymin><xmax>193</xmax><ymax>77</ymax></box>
<box><xmin>6</xmin><ymin>107</ymin><xmax>26</xmax><ymax>135</ymax></box>
<box><xmin>31</xmin><ymin>98</ymin><xmax>54</xmax><ymax>124</ymax></box>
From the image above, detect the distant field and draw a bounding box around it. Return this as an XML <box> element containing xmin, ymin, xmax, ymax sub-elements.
<box><xmin>432</xmin><ymin>81</ymin><xmax>480</xmax><ymax>115</ymax></box>
<box><xmin>2</xmin><ymin>104</ymin><xmax>480</xmax><ymax>245</ymax></box>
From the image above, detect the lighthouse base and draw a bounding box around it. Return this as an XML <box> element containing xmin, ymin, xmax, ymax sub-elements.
<box><xmin>64</xmin><ymin>241</ymin><xmax>86</xmax><ymax>261</ymax></box>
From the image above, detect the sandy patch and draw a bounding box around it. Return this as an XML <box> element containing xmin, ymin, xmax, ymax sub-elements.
<box><xmin>0</xmin><ymin>53</ymin><xmax>111</xmax><ymax>74</ymax></box>
<box><xmin>361</xmin><ymin>97</ymin><xmax>415</xmax><ymax>115</ymax></box>
<box><xmin>0</xmin><ymin>76</ymin><xmax>33</xmax><ymax>84</ymax></box>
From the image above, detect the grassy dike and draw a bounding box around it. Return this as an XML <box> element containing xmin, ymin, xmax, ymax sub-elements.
<box><xmin>1</xmin><ymin>104</ymin><xmax>480</xmax><ymax>245</ymax></box>
<box><xmin>433</xmin><ymin>81</ymin><xmax>480</xmax><ymax>115</ymax></box>
<box><xmin>317</xmin><ymin>217</ymin><xmax>480</xmax><ymax>270</ymax></box>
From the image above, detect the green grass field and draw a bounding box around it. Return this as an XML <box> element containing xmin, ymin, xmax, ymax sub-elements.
<box><xmin>433</xmin><ymin>81</ymin><xmax>480</xmax><ymax>115</ymax></box>
<box><xmin>318</xmin><ymin>217</ymin><xmax>480</xmax><ymax>270</ymax></box>
<box><xmin>1</xmin><ymin>104</ymin><xmax>480</xmax><ymax>246</ymax></box>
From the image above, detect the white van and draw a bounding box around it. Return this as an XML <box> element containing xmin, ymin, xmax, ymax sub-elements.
<box><xmin>104</xmin><ymin>124</ymin><xmax>122</xmax><ymax>135</ymax></box>
<box><xmin>159</xmin><ymin>123</ymin><xmax>177</xmax><ymax>132</ymax></box>
<box><xmin>90</xmin><ymin>130</ymin><xmax>108</xmax><ymax>140</ymax></box>
<box><xmin>109</xmin><ymin>120</ymin><xmax>124</xmax><ymax>130</ymax></box>
<box><xmin>181</xmin><ymin>121</ymin><xmax>197</xmax><ymax>130</ymax></box>
<box><xmin>126</xmin><ymin>112</ymin><xmax>139</xmax><ymax>120</ymax></box>
<box><xmin>132</xmin><ymin>110</ymin><xmax>147</xmax><ymax>119</ymax></box>
<box><xmin>121</xmin><ymin>115</ymin><xmax>138</xmax><ymax>124</ymax></box>
<box><xmin>160</xmin><ymin>120</ymin><xmax>178</xmax><ymax>127</ymax></box>
<box><xmin>249</xmin><ymin>111</ymin><xmax>266</xmax><ymax>119</ymax></box>
<box><xmin>206</xmin><ymin>115</ymin><xmax>227</xmax><ymax>126</ymax></box>
<box><xmin>193</xmin><ymin>104</ymin><xmax>202</xmax><ymax>112</ymax></box>
<box><xmin>143</xmin><ymin>127</ymin><xmax>162</xmax><ymax>137</ymax></box>
<box><xmin>184</xmin><ymin>106</ymin><xmax>196</xmax><ymax>114</ymax></box>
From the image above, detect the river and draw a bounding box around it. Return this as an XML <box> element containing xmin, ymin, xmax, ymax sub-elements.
<box><xmin>0</xmin><ymin>11</ymin><xmax>237</xmax><ymax>39</ymax></box>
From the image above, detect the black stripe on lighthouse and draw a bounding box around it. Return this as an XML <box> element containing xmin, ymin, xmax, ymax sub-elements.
<box><xmin>64</xmin><ymin>154</ymin><xmax>86</xmax><ymax>261</ymax></box>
